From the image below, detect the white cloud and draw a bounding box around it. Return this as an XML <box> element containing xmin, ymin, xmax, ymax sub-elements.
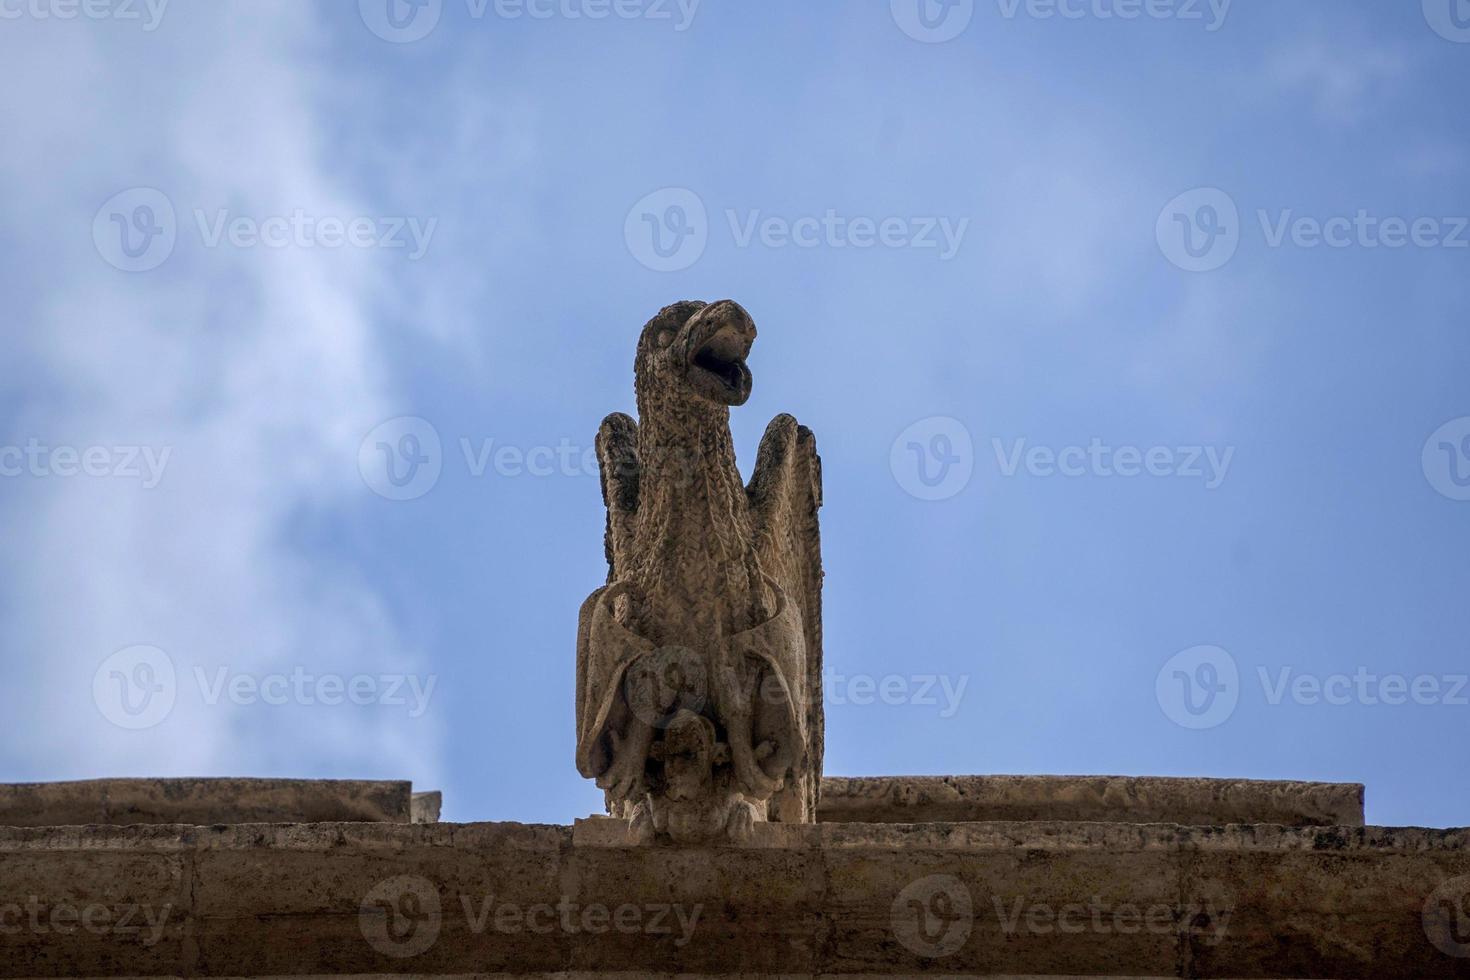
<box><xmin>1265</xmin><ymin>36</ymin><xmax>1408</xmax><ymax>124</ymax></box>
<box><xmin>0</xmin><ymin>5</ymin><xmax>443</xmax><ymax>786</ymax></box>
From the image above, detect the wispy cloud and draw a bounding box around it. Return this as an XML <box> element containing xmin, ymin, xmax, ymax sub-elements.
<box><xmin>0</xmin><ymin>4</ymin><xmax>443</xmax><ymax>785</ymax></box>
<box><xmin>1265</xmin><ymin>36</ymin><xmax>1409</xmax><ymax>125</ymax></box>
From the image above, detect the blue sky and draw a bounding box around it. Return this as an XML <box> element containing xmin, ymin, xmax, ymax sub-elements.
<box><xmin>0</xmin><ymin>0</ymin><xmax>1466</xmax><ymax>829</ymax></box>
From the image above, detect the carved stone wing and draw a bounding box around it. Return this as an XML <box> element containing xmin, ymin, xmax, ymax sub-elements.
<box><xmin>746</xmin><ymin>413</ymin><xmax>824</xmax><ymax>821</ymax></box>
<box><xmin>576</xmin><ymin>412</ymin><xmax>642</xmax><ymax>796</ymax></box>
<box><xmin>595</xmin><ymin>412</ymin><xmax>639</xmax><ymax>582</ymax></box>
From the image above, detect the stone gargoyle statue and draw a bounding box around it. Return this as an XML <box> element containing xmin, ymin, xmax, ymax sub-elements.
<box><xmin>575</xmin><ymin>299</ymin><xmax>823</xmax><ymax>844</ymax></box>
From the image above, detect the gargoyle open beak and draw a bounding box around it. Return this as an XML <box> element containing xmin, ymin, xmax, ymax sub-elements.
<box><xmin>684</xmin><ymin>301</ymin><xmax>755</xmax><ymax>406</ymax></box>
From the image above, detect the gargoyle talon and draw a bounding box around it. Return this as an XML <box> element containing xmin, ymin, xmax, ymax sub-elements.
<box><xmin>728</xmin><ymin>734</ymin><xmax>781</xmax><ymax>798</ymax></box>
<box><xmin>629</xmin><ymin>798</ymin><xmax>656</xmax><ymax>844</ymax></box>
<box><xmin>725</xmin><ymin>799</ymin><xmax>758</xmax><ymax>843</ymax></box>
<box><xmin>596</xmin><ymin>723</ymin><xmax>653</xmax><ymax>801</ymax></box>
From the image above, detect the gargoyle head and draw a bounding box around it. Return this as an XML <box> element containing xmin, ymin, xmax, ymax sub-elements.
<box><xmin>635</xmin><ymin>299</ymin><xmax>757</xmax><ymax>414</ymax></box>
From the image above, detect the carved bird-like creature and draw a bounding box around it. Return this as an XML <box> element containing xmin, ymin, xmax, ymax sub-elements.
<box><xmin>575</xmin><ymin>300</ymin><xmax>823</xmax><ymax>843</ymax></box>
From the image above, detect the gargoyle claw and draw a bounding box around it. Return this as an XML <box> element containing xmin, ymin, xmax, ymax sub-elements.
<box><xmin>726</xmin><ymin>800</ymin><xmax>757</xmax><ymax>843</ymax></box>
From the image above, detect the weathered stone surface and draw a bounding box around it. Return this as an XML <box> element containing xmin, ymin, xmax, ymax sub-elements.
<box><xmin>0</xmin><ymin>778</ymin><xmax>412</xmax><ymax>827</ymax></box>
<box><xmin>2</xmin><ymin>819</ymin><xmax>1465</xmax><ymax>977</ymax></box>
<box><xmin>818</xmin><ymin>775</ymin><xmax>1365</xmax><ymax>828</ymax></box>
<box><xmin>577</xmin><ymin>300</ymin><xmax>824</xmax><ymax>844</ymax></box>
<box><xmin>410</xmin><ymin>791</ymin><xmax>442</xmax><ymax>824</ymax></box>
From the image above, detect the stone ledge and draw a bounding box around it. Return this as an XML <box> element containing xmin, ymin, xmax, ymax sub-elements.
<box><xmin>0</xmin><ymin>778</ymin><xmax>414</xmax><ymax>827</ymax></box>
<box><xmin>1</xmin><ymin>820</ymin><xmax>1465</xmax><ymax>978</ymax></box>
<box><xmin>818</xmin><ymin>775</ymin><xmax>1365</xmax><ymax>827</ymax></box>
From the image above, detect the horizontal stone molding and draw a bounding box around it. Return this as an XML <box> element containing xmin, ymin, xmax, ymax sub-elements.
<box><xmin>1</xmin><ymin>818</ymin><xmax>1465</xmax><ymax>977</ymax></box>
<box><xmin>0</xmin><ymin>778</ymin><xmax>413</xmax><ymax>827</ymax></box>
<box><xmin>818</xmin><ymin>775</ymin><xmax>1365</xmax><ymax>827</ymax></box>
